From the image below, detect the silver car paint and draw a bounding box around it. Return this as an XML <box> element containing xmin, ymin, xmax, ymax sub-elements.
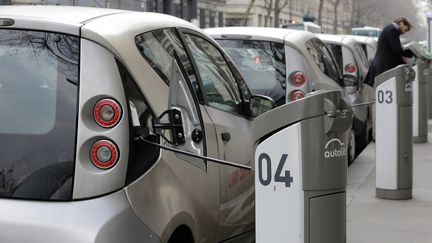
<box><xmin>203</xmin><ymin>106</ymin><xmax>255</xmax><ymax>240</ymax></box>
<box><xmin>318</xmin><ymin>35</ymin><xmax>371</xmax><ymax>122</ymax></box>
<box><xmin>284</xmin><ymin>45</ymin><xmax>310</xmax><ymax>98</ymax></box>
<box><xmin>81</xmin><ymin>12</ymin><xmax>203</xmax><ymax>116</ymax></box>
<box><xmin>0</xmin><ymin>7</ymin><xmax>256</xmax><ymax>243</ymax></box>
<box><xmin>82</xmin><ymin>15</ymin><xmax>254</xmax><ymax>242</ymax></box>
<box><xmin>205</xmin><ymin>27</ymin><xmax>343</xmax><ymax>93</ymax></box>
<box><xmin>0</xmin><ymin>5</ymin><xmax>127</xmax><ymax>35</ymax></box>
<box><xmin>73</xmin><ymin>39</ymin><xmax>130</xmax><ymax>199</ymax></box>
<box><xmin>0</xmin><ymin>190</ymin><xmax>161</xmax><ymax>243</ymax></box>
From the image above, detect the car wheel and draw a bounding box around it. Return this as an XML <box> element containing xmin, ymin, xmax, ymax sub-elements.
<box><xmin>348</xmin><ymin>130</ymin><xmax>356</xmax><ymax>165</ymax></box>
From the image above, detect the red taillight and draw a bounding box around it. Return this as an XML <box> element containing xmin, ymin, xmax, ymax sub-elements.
<box><xmin>290</xmin><ymin>71</ymin><xmax>306</xmax><ymax>87</ymax></box>
<box><xmin>255</xmin><ymin>56</ymin><xmax>260</xmax><ymax>64</ymax></box>
<box><xmin>290</xmin><ymin>90</ymin><xmax>305</xmax><ymax>101</ymax></box>
<box><xmin>345</xmin><ymin>64</ymin><xmax>357</xmax><ymax>74</ymax></box>
<box><xmin>90</xmin><ymin>140</ymin><xmax>119</xmax><ymax>169</ymax></box>
<box><xmin>93</xmin><ymin>98</ymin><xmax>122</xmax><ymax>128</ymax></box>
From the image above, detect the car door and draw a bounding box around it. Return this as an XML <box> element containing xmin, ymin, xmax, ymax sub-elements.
<box><xmin>180</xmin><ymin>30</ymin><xmax>255</xmax><ymax>241</ymax></box>
<box><xmin>130</xmin><ymin>28</ymin><xmax>222</xmax><ymax>243</ymax></box>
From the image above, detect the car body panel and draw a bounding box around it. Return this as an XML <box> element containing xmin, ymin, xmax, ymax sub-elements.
<box><xmin>317</xmin><ymin>34</ymin><xmax>369</xmax><ymax>83</ymax></box>
<box><xmin>347</xmin><ymin>35</ymin><xmax>378</xmax><ymax>64</ymax></box>
<box><xmin>318</xmin><ymin>34</ymin><xmax>373</xmax><ymax>155</ymax></box>
<box><xmin>0</xmin><ymin>190</ymin><xmax>161</xmax><ymax>243</ymax></box>
<box><xmin>73</xmin><ymin>38</ymin><xmax>131</xmax><ymax>199</ymax></box>
<box><xmin>0</xmin><ymin>6</ymin><xmax>257</xmax><ymax>243</ymax></box>
<box><xmin>205</xmin><ymin>27</ymin><xmax>343</xmax><ymax>95</ymax></box>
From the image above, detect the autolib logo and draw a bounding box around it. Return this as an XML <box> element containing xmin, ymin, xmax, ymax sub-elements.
<box><xmin>324</xmin><ymin>138</ymin><xmax>346</xmax><ymax>158</ymax></box>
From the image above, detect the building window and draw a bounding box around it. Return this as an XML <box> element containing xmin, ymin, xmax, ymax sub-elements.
<box><xmin>219</xmin><ymin>12</ymin><xmax>224</xmax><ymax>27</ymax></box>
<box><xmin>226</xmin><ymin>18</ymin><xmax>242</xmax><ymax>27</ymax></box>
<box><xmin>258</xmin><ymin>14</ymin><xmax>262</xmax><ymax>26</ymax></box>
<box><xmin>209</xmin><ymin>10</ymin><xmax>215</xmax><ymax>27</ymax></box>
<box><xmin>172</xmin><ymin>3</ymin><xmax>181</xmax><ymax>18</ymax></box>
<box><xmin>199</xmin><ymin>8</ymin><xmax>205</xmax><ymax>28</ymax></box>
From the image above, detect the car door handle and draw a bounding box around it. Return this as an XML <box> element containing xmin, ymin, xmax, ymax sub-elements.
<box><xmin>221</xmin><ymin>132</ymin><xmax>231</xmax><ymax>143</ymax></box>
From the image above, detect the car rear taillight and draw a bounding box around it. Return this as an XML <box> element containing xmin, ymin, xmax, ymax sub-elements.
<box><xmin>345</xmin><ymin>64</ymin><xmax>357</xmax><ymax>74</ymax></box>
<box><xmin>290</xmin><ymin>71</ymin><xmax>306</xmax><ymax>87</ymax></box>
<box><xmin>93</xmin><ymin>98</ymin><xmax>122</xmax><ymax>128</ymax></box>
<box><xmin>290</xmin><ymin>90</ymin><xmax>305</xmax><ymax>101</ymax></box>
<box><xmin>255</xmin><ymin>56</ymin><xmax>260</xmax><ymax>64</ymax></box>
<box><xmin>90</xmin><ymin>140</ymin><xmax>119</xmax><ymax>169</ymax></box>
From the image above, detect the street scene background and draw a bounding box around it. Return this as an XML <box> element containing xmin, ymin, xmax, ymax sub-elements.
<box><xmin>0</xmin><ymin>0</ymin><xmax>430</xmax><ymax>41</ymax></box>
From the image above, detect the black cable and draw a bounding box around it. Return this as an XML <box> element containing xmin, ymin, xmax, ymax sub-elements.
<box><xmin>138</xmin><ymin>136</ymin><xmax>252</xmax><ymax>171</ymax></box>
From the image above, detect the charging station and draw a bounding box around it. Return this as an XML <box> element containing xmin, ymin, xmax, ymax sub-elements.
<box><xmin>253</xmin><ymin>90</ymin><xmax>352</xmax><ymax>243</ymax></box>
<box><xmin>404</xmin><ymin>42</ymin><xmax>432</xmax><ymax>143</ymax></box>
<box><xmin>375</xmin><ymin>64</ymin><xmax>415</xmax><ymax>199</ymax></box>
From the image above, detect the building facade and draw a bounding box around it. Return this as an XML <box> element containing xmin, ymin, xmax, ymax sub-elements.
<box><xmin>9</xmin><ymin>0</ymin><xmax>351</xmax><ymax>33</ymax></box>
<box><xmin>10</xmin><ymin>0</ymin><xmax>226</xmax><ymax>28</ymax></box>
<box><xmin>224</xmin><ymin>0</ymin><xmax>351</xmax><ymax>34</ymax></box>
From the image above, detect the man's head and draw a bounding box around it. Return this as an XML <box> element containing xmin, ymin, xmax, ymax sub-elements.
<box><xmin>394</xmin><ymin>17</ymin><xmax>411</xmax><ymax>34</ymax></box>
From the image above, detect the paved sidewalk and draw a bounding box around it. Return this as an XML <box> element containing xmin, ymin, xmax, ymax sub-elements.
<box><xmin>347</xmin><ymin>128</ymin><xmax>432</xmax><ymax>243</ymax></box>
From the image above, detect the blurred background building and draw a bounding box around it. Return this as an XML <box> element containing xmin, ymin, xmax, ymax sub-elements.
<box><xmin>0</xmin><ymin>0</ymin><xmax>428</xmax><ymax>39</ymax></box>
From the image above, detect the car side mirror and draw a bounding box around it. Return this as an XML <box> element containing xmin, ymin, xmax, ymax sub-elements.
<box><xmin>249</xmin><ymin>95</ymin><xmax>276</xmax><ymax>118</ymax></box>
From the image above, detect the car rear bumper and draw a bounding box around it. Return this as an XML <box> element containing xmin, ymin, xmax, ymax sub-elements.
<box><xmin>0</xmin><ymin>190</ymin><xmax>161</xmax><ymax>243</ymax></box>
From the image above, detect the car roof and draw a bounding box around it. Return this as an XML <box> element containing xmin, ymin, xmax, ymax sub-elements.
<box><xmin>0</xmin><ymin>5</ymin><xmax>127</xmax><ymax>24</ymax></box>
<box><xmin>0</xmin><ymin>5</ymin><xmax>200</xmax><ymax>35</ymax></box>
<box><xmin>316</xmin><ymin>33</ymin><xmax>357</xmax><ymax>48</ymax></box>
<box><xmin>345</xmin><ymin>35</ymin><xmax>377</xmax><ymax>46</ymax></box>
<box><xmin>205</xmin><ymin>27</ymin><xmax>318</xmax><ymax>44</ymax></box>
<box><xmin>205</xmin><ymin>27</ymin><xmax>343</xmax><ymax>91</ymax></box>
<box><xmin>0</xmin><ymin>5</ymin><xmax>201</xmax><ymax>53</ymax></box>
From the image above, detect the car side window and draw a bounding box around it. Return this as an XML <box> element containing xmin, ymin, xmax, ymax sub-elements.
<box><xmin>326</xmin><ymin>43</ymin><xmax>343</xmax><ymax>72</ymax></box>
<box><xmin>306</xmin><ymin>38</ymin><xmax>341</xmax><ymax>83</ymax></box>
<box><xmin>135</xmin><ymin>28</ymin><xmax>207</xmax><ymax>170</ymax></box>
<box><xmin>183</xmin><ymin>33</ymin><xmax>242</xmax><ymax>114</ymax></box>
<box><xmin>135</xmin><ymin>28</ymin><xmax>202</xmax><ymax>102</ymax></box>
<box><xmin>354</xmin><ymin>43</ymin><xmax>369</xmax><ymax>68</ymax></box>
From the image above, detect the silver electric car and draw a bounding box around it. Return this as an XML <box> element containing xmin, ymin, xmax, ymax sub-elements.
<box><xmin>0</xmin><ymin>6</ymin><xmax>275</xmax><ymax>243</ymax></box>
<box><xmin>347</xmin><ymin>35</ymin><xmax>377</xmax><ymax>65</ymax></box>
<box><xmin>204</xmin><ymin>27</ymin><xmax>343</xmax><ymax>105</ymax></box>
<box><xmin>205</xmin><ymin>27</ymin><xmax>362</xmax><ymax>162</ymax></box>
<box><xmin>317</xmin><ymin>34</ymin><xmax>374</xmax><ymax>156</ymax></box>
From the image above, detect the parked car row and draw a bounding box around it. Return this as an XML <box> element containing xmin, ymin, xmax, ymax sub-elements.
<box><xmin>205</xmin><ymin>27</ymin><xmax>376</xmax><ymax>163</ymax></box>
<box><xmin>0</xmin><ymin>5</ymin><xmax>376</xmax><ymax>243</ymax></box>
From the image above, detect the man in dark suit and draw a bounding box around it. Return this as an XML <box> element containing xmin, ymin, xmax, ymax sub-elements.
<box><xmin>365</xmin><ymin>17</ymin><xmax>414</xmax><ymax>87</ymax></box>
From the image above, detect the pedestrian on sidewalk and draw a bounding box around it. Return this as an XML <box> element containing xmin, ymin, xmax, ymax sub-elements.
<box><xmin>365</xmin><ymin>17</ymin><xmax>415</xmax><ymax>87</ymax></box>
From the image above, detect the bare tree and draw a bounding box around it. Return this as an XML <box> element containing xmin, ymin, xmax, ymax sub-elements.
<box><xmin>349</xmin><ymin>0</ymin><xmax>378</xmax><ymax>29</ymax></box>
<box><xmin>318</xmin><ymin>0</ymin><xmax>324</xmax><ymax>26</ymax></box>
<box><xmin>328</xmin><ymin>0</ymin><xmax>351</xmax><ymax>34</ymax></box>
<box><xmin>273</xmin><ymin>0</ymin><xmax>289</xmax><ymax>27</ymax></box>
<box><xmin>346</xmin><ymin>0</ymin><xmax>424</xmax><ymax>40</ymax></box>
<box><xmin>243</xmin><ymin>0</ymin><xmax>256</xmax><ymax>26</ymax></box>
<box><xmin>263</xmin><ymin>0</ymin><xmax>274</xmax><ymax>27</ymax></box>
<box><xmin>329</xmin><ymin>0</ymin><xmax>341</xmax><ymax>33</ymax></box>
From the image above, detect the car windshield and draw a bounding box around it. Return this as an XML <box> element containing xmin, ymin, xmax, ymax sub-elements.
<box><xmin>326</xmin><ymin>43</ymin><xmax>343</xmax><ymax>73</ymax></box>
<box><xmin>306</xmin><ymin>38</ymin><xmax>341</xmax><ymax>84</ymax></box>
<box><xmin>216</xmin><ymin>39</ymin><xmax>286</xmax><ymax>106</ymax></box>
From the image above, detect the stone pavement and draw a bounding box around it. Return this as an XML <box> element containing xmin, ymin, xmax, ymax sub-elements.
<box><xmin>347</xmin><ymin>124</ymin><xmax>432</xmax><ymax>243</ymax></box>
